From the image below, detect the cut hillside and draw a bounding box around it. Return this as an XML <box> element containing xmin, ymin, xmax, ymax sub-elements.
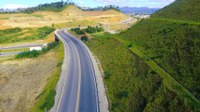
<box><xmin>61</xmin><ymin>5</ymin><xmax>83</xmax><ymax>15</ymax></box>
<box><xmin>152</xmin><ymin>0</ymin><xmax>200</xmax><ymax>22</ymax></box>
<box><xmin>0</xmin><ymin>43</ymin><xmax>63</xmax><ymax>112</ymax></box>
<box><xmin>0</xmin><ymin>5</ymin><xmax>131</xmax><ymax>31</ymax></box>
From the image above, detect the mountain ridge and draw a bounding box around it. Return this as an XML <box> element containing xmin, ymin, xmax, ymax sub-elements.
<box><xmin>152</xmin><ymin>0</ymin><xmax>200</xmax><ymax>22</ymax></box>
<box><xmin>120</xmin><ymin>6</ymin><xmax>159</xmax><ymax>14</ymax></box>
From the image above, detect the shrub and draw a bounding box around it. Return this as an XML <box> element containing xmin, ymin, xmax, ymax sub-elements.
<box><xmin>16</xmin><ymin>42</ymin><xmax>59</xmax><ymax>59</ymax></box>
<box><xmin>80</xmin><ymin>35</ymin><xmax>89</xmax><ymax>41</ymax></box>
<box><xmin>71</xmin><ymin>28</ymin><xmax>85</xmax><ymax>35</ymax></box>
<box><xmin>104</xmin><ymin>71</ymin><xmax>112</xmax><ymax>79</ymax></box>
<box><xmin>71</xmin><ymin>26</ymin><xmax>104</xmax><ymax>35</ymax></box>
<box><xmin>16</xmin><ymin>50</ymin><xmax>41</xmax><ymax>58</ymax></box>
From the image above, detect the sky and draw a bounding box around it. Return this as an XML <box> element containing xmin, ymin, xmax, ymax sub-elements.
<box><xmin>0</xmin><ymin>0</ymin><xmax>175</xmax><ymax>9</ymax></box>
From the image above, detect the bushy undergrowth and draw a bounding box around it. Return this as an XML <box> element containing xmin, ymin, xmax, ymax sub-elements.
<box><xmin>71</xmin><ymin>26</ymin><xmax>104</xmax><ymax>35</ymax></box>
<box><xmin>16</xmin><ymin>42</ymin><xmax>58</xmax><ymax>59</ymax></box>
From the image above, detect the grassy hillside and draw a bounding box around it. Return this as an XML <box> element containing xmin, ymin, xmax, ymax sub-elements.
<box><xmin>85</xmin><ymin>0</ymin><xmax>200</xmax><ymax>111</ymax></box>
<box><xmin>152</xmin><ymin>0</ymin><xmax>200</xmax><ymax>22</ymax></box>
<box><xmin>0</xmin><ymin>27</ymin><xmax>55</xmax><ymax>43</ymax></box>
<box><xmin>86</xmin><ymin>34</ymin><xmax>196</xmax><ymax>111</ymax></box>
<box><xmin>117</xmin><ymin>18</ymin><xmax>200</xmax><ymax>107</ymax></box>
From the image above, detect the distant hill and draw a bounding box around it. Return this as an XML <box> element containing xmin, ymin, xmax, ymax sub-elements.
<box><xmin>152</xmin><ymin>0</ymin><xmax>200</xmax><ymax>22</ymax></box>
<box><xmin>120</xmin><ymin>7</ymin><xmax>159</xmax><ymax>15</ymax></box>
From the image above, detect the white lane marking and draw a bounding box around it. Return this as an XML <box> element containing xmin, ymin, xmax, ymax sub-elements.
<box><xmin>65</xmin><ymin>30</ymin><xmax>100</xmax><ymax>112</ymax></box>
<box><xmin>62</xmin><ymin>30</ymin><xmax>82</xmax><ymax>112</ymax></box>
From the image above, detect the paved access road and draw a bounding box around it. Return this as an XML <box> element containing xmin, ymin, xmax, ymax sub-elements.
<box><xmin>0</xmin><ymin>44</ymin><xmax>43</xmax><ymax>50</ymax></box>
<box><xmin>0</xmin><ymin>44</ymin><xmax>43</xmax><ymax>57</ymax></box>
<box><xmin>0</xmin><ymin>52</ymin><xmax>21</xmax><ymax>56</ymax></box>
<box><xmin>53</xmin><ymin>29</ymin><xmax>99</xmax><ymax>112</ymax></box>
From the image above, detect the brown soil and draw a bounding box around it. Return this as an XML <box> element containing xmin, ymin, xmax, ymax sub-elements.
<box><xmin>0</xmin><ymin>5</ymin><xmax>131</xmax><ymax>31</ymax></box>
<box><xmin>0</xmin><ymin>51</ymin><xmax>58</xmax><ymax>112</ymax></box>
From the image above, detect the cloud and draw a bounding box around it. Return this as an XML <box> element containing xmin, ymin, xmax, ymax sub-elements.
<box><xmin>77</xmin><ymin>0</ymin><xmax>84</xmax><ymax>5</ymax></box>
<box><xmin>1</xmin><ymin>4</ymin><xmax>29</xmax><ymax>9</ymax></box>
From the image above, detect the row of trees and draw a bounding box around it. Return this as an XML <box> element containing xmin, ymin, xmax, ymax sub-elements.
<box><xmin>79</xmin><ymin>5</ymin><xmax>120</xmax><ymax>11</ymax></box>
<box><xmin>0</xmin><ymin>1</ymin><xmax>120</xmax><ymax>13</ymax></box>
<box><xmin>0</xmin><ymin>1</ymin><xmax>73</xmax><ymax>13</ymax></box>
<box><xmin>71</xmin><ymin>26</ymin><xmax>104</xmax><ymax>35</ymax></box>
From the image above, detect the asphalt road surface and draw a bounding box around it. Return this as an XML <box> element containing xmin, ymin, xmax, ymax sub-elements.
<box><xmin>0</xmin><ymin>44</ymin><xmax>43</xmax><ymax>50</ymax></box>
<box><xmin>0</xmin><ymin>44</ymin><xmax>44</xmax><ymax>57</ymax></box>
<box><xmin>54</xmin><ymin>29</ymin><xmax>99</xmax><ymax>112</ymax></box>
<box><xmin>0</xmin><ymin>52</ymin><xmax>21</xmax><ymax>56</ymax></box>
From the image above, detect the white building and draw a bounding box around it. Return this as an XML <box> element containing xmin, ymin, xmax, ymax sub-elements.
<box><xmin>30</xmin><ymin>46</ymin><xmax>42</xmax><ymax>51</ymax></box>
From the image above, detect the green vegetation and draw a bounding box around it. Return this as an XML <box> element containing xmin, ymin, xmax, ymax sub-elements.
<box><xmin>152</xmin><ymin>0</ymin><xmax>200</xmax><ymax>22</ymax></box>
<box><xmin>0</xmin><ymin>26</ymin><xmax>55</xmax><ymax>43</ymax></box>
<box><xmin>85</xmin><ymin>26</ymin><xmax>104</xmax><ymax>33</ymax></box>
<box><xmin>31</xmin><ymin>42</ymin><xmax>64</xmax><ymax>112</ymax></box>
<box><xmin>0</xmin><ymin>2</ymin><xmax>72</xmax><ymax>13</ymax></box>
<box><xmin>16</xmin><ymin>42</ymin><xmax>58</xmax><ymax>59</ymax></box>
<box><xmin>86</xmin><ymin>34</ymin><xmax>197</xmax><ymax>111</ymax></box>
<box><xmin>71</xmin><ymin>26</ymin><xmax>104</xmax><ymax>35</ymax></box>
<box><xmin>80</xmin><ymin>35</ymin><xmax>89</xmax><ymax>41</ymax></box>
<box><xmin>0</xmin><ymin>27</ymin><xmax>22</xmax><ymax>36</ymax></box>
<box><xmin>71</xmin><ymin>27</ymin><xmax>84</xmax><ymax>35</ymax></box>
<box><xmin>118</xmin><ymin>18</ymin><xmax>200</xmax><ymax>101</ymax></box>
<box><xmin>80</xmin><ymin>5</ymin><xmax>120</xmax><ymax>11</ymax></box>
<box><xmin>84</xmin><ymin>0</ymin><xmax>200</xmax><ymax>111</ymax></box>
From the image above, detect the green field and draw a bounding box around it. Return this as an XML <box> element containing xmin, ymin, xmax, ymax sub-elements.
<box><xmin>0</xmin><ymin>26</ymin><xmax>55</xmax><ymax>43</ymax></box>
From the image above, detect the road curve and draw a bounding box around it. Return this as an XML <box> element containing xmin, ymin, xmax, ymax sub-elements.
<box><xmin>52</xmin><ymin>29</ymin><xmax>99</xmax><ymax>112</ymax></box>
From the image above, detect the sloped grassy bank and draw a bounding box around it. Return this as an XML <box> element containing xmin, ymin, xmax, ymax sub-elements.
<box><xmin>85</xmin><ymin>33</ymin><xmax>199</xmax><ymax>111</ymax></box>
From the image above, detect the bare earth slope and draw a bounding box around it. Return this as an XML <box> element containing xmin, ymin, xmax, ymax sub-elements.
<box><xmin>0</xmin><ymin>5</ymin><xmax>130</xmax><ymax>30</ymax></box>
<box><xmin>0</xmin><ymin>51</ymin><xmax>58</xmax><ymax>112</ymax></box>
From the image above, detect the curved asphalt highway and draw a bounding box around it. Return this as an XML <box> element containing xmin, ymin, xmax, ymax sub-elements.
<box><xmin>54</xmin><ymin>29</ymin><xmax>99</xmax><ymax>112</ymax></box>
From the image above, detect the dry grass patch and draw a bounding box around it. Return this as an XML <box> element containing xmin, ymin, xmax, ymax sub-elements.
<box><xmin>0</xmin><ymin>47</ymin><xmax>60</xmax><ymax>112</ymax></box>
<box><xmin>0</xmin><ymin>5</ymin><xmax>131</xmax><ymax>31</ymax></box>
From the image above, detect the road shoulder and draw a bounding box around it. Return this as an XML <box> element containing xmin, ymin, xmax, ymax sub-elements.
<box><xmin>82</xmin><ymin>41</ymin><xmax>109</xmax><ymax>112</ymax></box>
